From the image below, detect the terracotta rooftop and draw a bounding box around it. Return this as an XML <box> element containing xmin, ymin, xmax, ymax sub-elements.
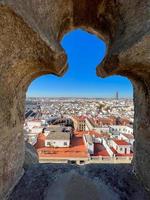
<box><xmin>122</xmin><ymin>134</ymin><xmax>134</xmax><ymax>140</ymax></box>
<box><xmin>93</xmin><ymin>143</ymin><xmax>109</xmax><ymax>157</ymax></box>
<box><xmin>113</xmin><ymin>139</ymin><xmax>130</xmax><ymax>146</ymax></box>
<box><xmin>36</xmin><ymin>132</ymin><xmax>88</xmax><ymax>159</ymax></box>
<box><xmin>75</xmin><ymin>130</ymin><xmax>100</xmax><ymax>138</ymax></box>
<box><xmin>89</xmin><ymin>117</ymin><xmax>115</xmax><ymax>127</ymax></box>
<box><xmin>110</xmin><ymin>147</ymin><xmax>133</xmax><ymax>157</ymax></box>
<box><xmin>73</xmin><ymin>116</ymin><xmax>87</xmax><ymax>122</ymax></box>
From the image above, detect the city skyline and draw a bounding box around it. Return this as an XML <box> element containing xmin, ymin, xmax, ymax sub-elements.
<box><xmin>27</xmin><ymin>29</ymin><xmax>133</xmax><ymax>98</ymax></box>
<box><xmin>26</xmin><ymin>96</ymin><xmax>133</xmax><ymax>99</ymax></box>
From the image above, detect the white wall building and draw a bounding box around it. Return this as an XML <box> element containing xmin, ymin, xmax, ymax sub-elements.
<box><xmin>102</xmin><ymin>139</ymin><xmax>114</xmax><ymax>157</ymax></box>
<box><xmin>26</xmin><ymin>120</ymin><xmax>42</xmax><ymax>130</ymax></box>
<box><xmin>119</xmin><ymin>133</ymin><xmax>134</xmax><ymax>145</ymax></box>
<box><xmin>30</xmin><ymin>126</ymin><xmax>43</xmax><ymax>134</ymax></box>
<box><xmin>109</xmin><ymin>125</ymin><xmax>133</xmax><ymax>135</ymax></box>
<box><xmin>45</xmin><ymin>132</ymin><xmax>70</xmax><ymax>147</ymax></box>
<box><xmin>111</xmin><ymin>139</ymin><xmax>131</xmax><ymax>154</ymax></box>
<box><xmin>83</xmin><ymin>134</ymin><xmax>94</xmax><ymax>154</ymax></box>
<box><xmin>23</xmin><ymin>129</ymin><xmax>38</xmax><ymax>145</ymax></box>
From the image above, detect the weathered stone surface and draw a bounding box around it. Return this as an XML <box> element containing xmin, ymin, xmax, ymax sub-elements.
<box><xmin>44</xmin><ymin>171</ymin><xmax>118</xmax><ymax>200</ymax></box>
<box><xmin>23</xmin><ymin>142</ymin><xmax>39</xmax><ymax>170</ymax></box>
<box><xmin>0</xmin><ymin>0</ymin><xmax>149</xmax><ymax>199</ymax></box>
<box><xmin>9</xmin><ymin>164</ymin><xmax>150</xmax><ymax>200</ymax></box>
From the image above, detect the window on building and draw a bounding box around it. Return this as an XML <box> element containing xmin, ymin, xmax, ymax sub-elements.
<box><xmin>80</xmin><ymin>160</ymin><xmax>85</xmax><ymax>164</ymax></box>
<box><xmin>68</xmin><ymin>160</ymin><xmax>76</xmax><ymax>164</ymax></box>
<box><xmin>47</xmin><ymin>142</ymin><xmax>51</xmax><ymax>146</ymax></box>
<box><xmin>64</xmin><ymin>142</ymin><xmax>67</xmax><ymax>146</ymax></box>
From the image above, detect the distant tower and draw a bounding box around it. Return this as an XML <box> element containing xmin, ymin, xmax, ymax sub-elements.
<box><xmin>116</xmin><ymin>91</ymin><xmax>119</xmax><ymax>100</ymax></box>
<box><xmin>37</xmin><ymin>103</ymin><xmax>42</xmax><ymax>119</ymax></box>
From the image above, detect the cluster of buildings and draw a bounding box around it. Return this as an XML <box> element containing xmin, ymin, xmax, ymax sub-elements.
<box><xmin>24</xmin><ymin>98</ymin><xmax>134</xmax><ymax>164</ymax></box>
<box><xmin>26</xmin><ymin>97</ymin><xmax>134</xmax><ymax>122</ymax></box>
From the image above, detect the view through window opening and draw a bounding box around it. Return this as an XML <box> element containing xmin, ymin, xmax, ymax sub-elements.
<box><xmin>25</xmin><ymin>29</ymin><xmax>134</xmax><ymax>165</ymax></box>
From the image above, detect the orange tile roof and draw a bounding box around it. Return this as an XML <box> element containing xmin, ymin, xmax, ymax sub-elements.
<box><xmin>75</xmin><ymin>131</ymin><xmax>110</xmax><ymax>139</ymax></box>
<box><xmin>122</xmin><ymin>134</ymin><xmax>134</xmax><ymax>139</ymax></box>
<box><xmin>73</xmin><ymin>116</ymin><xmax>87</xmax><ymax>122</ymax></box>
<box><xmin>75</xmin><ymin>131</ymin><xmax>100</xmax><ymax>138</ymax></box>
<box><xmin>110</xmin><ymin>147</ymin><xmax>133</xmax><ymax>157</ymax></box>
<box><xmin>113</xmin><ymin>139</ymin><xmax>129</xmax><ymax>146</ymax></box>
<box><xmin>36</xmin><ymin>134</ymin><xmax>88</xmax><ymax>159</ymax></box>
<box><xmin>98</xmin><ymin>133</ymin><xmax>110</xmax><ymax>139</ymax></box>
<box><xmin>89</xmin><ymin>117</ymin><xmax>115</xmax><ymax>126</ymax></box>
<box><xmin>93</xmin><ymin>143</ymin><xmax>109</xmax><ymax>157</ymax></box>
<box><xmin>118</xmin><ymin>118</ymin><xmax>130</xmax><ymax>125</ymax></box>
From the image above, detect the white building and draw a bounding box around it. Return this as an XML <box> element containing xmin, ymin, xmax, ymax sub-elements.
<box><xmin>109</xmin><ymin>125</ymin><xmax>133</xmax><ymax>135</ymax></box>
<box><xmin>45</xmin><ymin>132</ymin><xmax>70</xmax><ymax>147</ymax></box>
<box><xmin>111</xmin><ymin>139</ymin><xmax>131</xmax><ymax>154</ymax></box>
<box><xmin>83</xmin><ymin>134</ymin><xmax>94</xmax><ymax>154</ymax></box>
<box><xmin>30</xmin><ymin>126</ymin><xmax>43</xmax><ymax>134</ymax></box>
<box><xmin>119</xmin><ymin>133</ymin><xmax>134</xmax><ymax>145</ymax></box>
<box><xmin>23</xmin><ymin>129</ymin><xmax>38</xmax><ymax>145</ymax></box>
<box><xmin>26</xmin><ymin>120</ymin><xmax>42</xmax><ymax>130</ymax></box>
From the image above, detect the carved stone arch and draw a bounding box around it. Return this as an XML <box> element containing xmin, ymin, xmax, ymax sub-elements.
<box><xmin>0</xmin><ymin>0</ymin><xmax>149</xmax><ymax>199</ymax></box>
<box><xmin>0</xmin><ymin>4</ymin><xmax>68</xmax><ymax>199</ymax></box>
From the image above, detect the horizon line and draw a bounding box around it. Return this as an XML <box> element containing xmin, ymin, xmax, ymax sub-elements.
<box><xmin>26</xmin><ymin>96</ymin><xmax>133</xmax><ymax>99</ymax></box>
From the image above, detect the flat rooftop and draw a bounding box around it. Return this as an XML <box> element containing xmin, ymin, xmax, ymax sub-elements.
<box><xmin>46</xmin><ymin>132</ymin><xmax>70</xmax><ymax>140</ymax></box>
<box><xmin>93</xmin><ymin>143</ymin><xmax>109</xmax><ymax>157</ymax></box>
<box><xmin>110</xmin><ymin>147</ymin><xmax>133</xmax><ymax>157</ymax></box>
<box><xmin>37</xmin><ymin>132</ymin><xmax>88</xmax><ymax>159</ymax></box>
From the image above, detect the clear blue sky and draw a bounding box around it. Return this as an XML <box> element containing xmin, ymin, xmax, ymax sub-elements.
<box><xmin>27</xmin><ymin>29</ymin><xmax>133</xmax><ymax>98</ymax></box>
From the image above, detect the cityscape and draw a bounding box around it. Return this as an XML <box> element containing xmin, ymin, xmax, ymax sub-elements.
<box><xmin>0</xmin><ymin>1</ymin><xmax>149</xmax><ymax>200</ymax></box>
<box><xmin>24</xmin><ymin>95</ymin><xmax>134</xmax><ymax>165</ymax></box>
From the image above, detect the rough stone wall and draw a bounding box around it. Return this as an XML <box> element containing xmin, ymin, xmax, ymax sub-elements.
<box><xmin>23</xmin><ymin>142</ymin><xmax>39</xmax><ymax>170</ymax></box>
<box><xmin>0</xmin><ymin>0</ymin><xmax>149</xmax><ymax>199</ymax></box>
<box><xmin>9</xmin><ymin>164</ymin><xmax>150</xmax><ymax>200</ymax></box>
<box><xmin>133</xmin><ymin>78</ymin><xmax>150</xmax><ymax>191</ymax></box>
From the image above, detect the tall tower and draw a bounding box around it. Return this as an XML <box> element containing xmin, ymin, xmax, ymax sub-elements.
<box><xmin>37</xmin><ymin>103</ymin><xmax>42</xmax><ymax>119</ymax></box>
<box><xmin>116</xmin><ymin>91</ymin><xmax>119</xmax><ymax>100</ymax></box>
